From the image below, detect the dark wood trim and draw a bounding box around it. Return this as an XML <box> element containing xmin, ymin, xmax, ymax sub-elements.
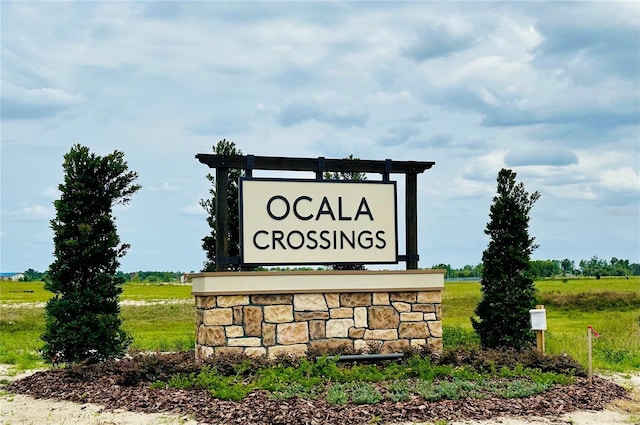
<box><xmin>215</xmin><ymin>167</ymin><xmax>229</xmax><ymax>271</ymax></box>
<box><xmin>196</xmin><ymin>154</ymin><xmax>434</xmax><ymax>174</ymax></box>
<box><xmin>405</xmin><ymin>173</ymin><xmax>419</xmax><ymax>270</ymax></box>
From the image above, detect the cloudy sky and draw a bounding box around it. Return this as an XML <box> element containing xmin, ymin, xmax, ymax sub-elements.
<box><xmin>2</xmin><ymin>1</ymin><xmax>639</xmax><ymax>273</ymax></box>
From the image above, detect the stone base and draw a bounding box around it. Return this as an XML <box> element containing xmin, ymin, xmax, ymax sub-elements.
<box><xmin>191</xmin><ymin>270</ymin><xmax>444</xmax><ymax>359</ymax></box>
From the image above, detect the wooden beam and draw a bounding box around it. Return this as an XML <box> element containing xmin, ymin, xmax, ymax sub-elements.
<box><xmin>196</xmin><ymin>154</ymin><xmax>434</xmax><ymax>174</ymax></box>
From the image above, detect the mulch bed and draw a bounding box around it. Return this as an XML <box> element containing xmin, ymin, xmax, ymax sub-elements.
<box><xmin>7</xmin><ymin>353</ymin><xmax>629</xmax><ymax>425</ymax></box>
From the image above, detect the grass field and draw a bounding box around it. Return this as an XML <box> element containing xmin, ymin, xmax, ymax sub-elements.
<box><xmin>1</xmin><ymin>277</ymin><xmax>638</xmax><ymax>373</ymax></box>
<box><xmin>443</xmin><ymin>277</ymin><xmax>640</xmax><ymax>372</ymax></box>
<box><xmin>0</xmin><ymin>281</ymin><xmax>192</xmax><ymax>304</ymax></box>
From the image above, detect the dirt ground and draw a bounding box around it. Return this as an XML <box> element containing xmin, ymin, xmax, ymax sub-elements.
<box><xmin>1</xmin><ymin>368</ymin><xmax>638</xmax><ymax>425</ymax></box>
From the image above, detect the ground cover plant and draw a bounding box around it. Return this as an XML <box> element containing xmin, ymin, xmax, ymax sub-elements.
<box><xmin>6</xmin><ymin>349</ymin><xmax>627</xmax><ymax>425</ymax></box>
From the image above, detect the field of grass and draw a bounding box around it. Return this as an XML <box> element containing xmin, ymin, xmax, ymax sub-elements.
<box><xmin>1</xmin><ymin>277</ymin><xmax>638</xmax><ymax>373</ymax></box>
<box><xmin>0</xmin><ymin>281</ymin><xmax>192</xmax><ymax>304</ymax></box>
<box><xmin>443</xmin><ymin>277</ymin><xmax>640</xmax><ymax>372</ymax></box>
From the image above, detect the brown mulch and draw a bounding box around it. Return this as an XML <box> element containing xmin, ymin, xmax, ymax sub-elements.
<box><xmin>7</xmin><ymin>353</ymin><xmax>629</xmax><ymax>425</ymax></box>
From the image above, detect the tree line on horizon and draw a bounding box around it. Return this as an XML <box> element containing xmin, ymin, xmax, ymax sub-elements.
<box><xmin>15</xmin><ymin>257</ymin><xmax>639</xmax><ymax>283</ymax></box>
<box><xmin>432</xmin><ymin>256</ymin><xmax>640</xmax><ymax>280</ymax></box>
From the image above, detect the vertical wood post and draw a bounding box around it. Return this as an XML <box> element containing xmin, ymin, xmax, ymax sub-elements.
<box><xmin>215</xmin><ymin>167</ymin><xmax>229</xmax><ymax>272</ymax></box>
<box><xmin>587</xmin><ymin>327</ymin><xmax>593</xmax><ymax>386</ymax></box>
<box><xmin>405</xmin><ymin>173</ymin><xmax>418</xmax><ymax>270</ymax></box>
<box><xmin>535</xmin><ymin>304</ymin><xmax>545</xmax><ymax>354</ymax></box>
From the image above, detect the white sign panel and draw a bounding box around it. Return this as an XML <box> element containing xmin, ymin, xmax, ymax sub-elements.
<box><xmin>241</xmin><ymin>179</ymin><xmax>397</xmax><ymax>265</ymax></box>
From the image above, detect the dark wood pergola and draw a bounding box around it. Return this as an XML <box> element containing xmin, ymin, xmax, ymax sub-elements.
<box><xmin>196</xmin><ymin>154</ymin><xmax>435</xmax><ymax>270</ymax></box>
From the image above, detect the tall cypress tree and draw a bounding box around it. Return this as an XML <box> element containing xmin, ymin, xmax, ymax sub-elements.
<box><xmin>42</xmin><ymin>144</ymin><xmax>140</xmax><ymax>363</ymax></box>
<box><xmin>472</xmin><ymin>168</ymin><xmax>540</xmax><ymax>349</ymax></box>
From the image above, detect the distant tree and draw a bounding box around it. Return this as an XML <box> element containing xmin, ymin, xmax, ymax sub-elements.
<box><xmin>20</xmin><ymin>268</ymin><xmax>43</xmax><ymax>282</ymax></box>
<box><xmin>529</xmin><ymin>259</ymin><xmax>561</xmax><ymax>278</ymax></box>
<box><xmin>324</xmin><ymin>154</ymin><xmax>366</xmax><ymax>271</ymax></box>
<box><xmin>472</xmin><ymin>168</ymin><xmax>540</xmax><ymax>349</ymax></box>
<box><xmin>431</xmin><ymin>263</ymin><xmax>452</xmax><ymax>279</ymax></box>
<box><xmin>42</xmin><ymin>144</ymin><xmax>140</xmax><ymax>364</ymax></box>
<box><xmin>200</xmin><ymin>139</ymin><xmax>244</xmax><ymax>271</ymax></box>
<box><xmin>561</xmin><ymin>258</ymin><xmax>575</xmax><ymax>275</ymax></box>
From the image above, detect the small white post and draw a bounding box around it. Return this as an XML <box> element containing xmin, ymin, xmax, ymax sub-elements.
<box><xmin>587</xmin><ymin>327</ymin><xmax>593</xmax><ymax>386</ymax></box>
<box><xmin>529</xmin><ymin>305</ymin><xmax>547</xmax><ymax>354</ymax></box>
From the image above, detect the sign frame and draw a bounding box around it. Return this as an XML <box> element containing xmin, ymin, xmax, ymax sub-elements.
<box><xmin>240</xmin><ymin>177</ymin><xmax>398</xmax><ymax>266</ymax></box>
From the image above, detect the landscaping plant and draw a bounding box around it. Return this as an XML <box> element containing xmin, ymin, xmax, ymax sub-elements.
<box><xmin>41</xmin><ymin>144</ymin><xmax>140</xmax><ymax>364</ymax></box>
<box><xmin>472</xmin><ymin>168</ymin><xmax>540</xmax><ymax>349</ymax></box>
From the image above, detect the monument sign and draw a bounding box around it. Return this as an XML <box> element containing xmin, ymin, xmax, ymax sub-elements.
<box><xmin>240</xmin><ymin>179</ymin><xmax>397</xmax><ymax>265</ymax></box>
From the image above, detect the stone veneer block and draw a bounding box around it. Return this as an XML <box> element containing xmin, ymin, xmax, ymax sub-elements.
<box><xmin>263</xmin><ymin>323</ymin><xmax>276</xmax><ymax>346</ymax></box>
<box><xmin>372</xmin><ymin>292</ymin><xmax>390</xmax><ymax>305</ymax></box>
<box><xmin>340</xmin><ymin>293</ymin><xmax>371</xmax><ymax>307</ymax></box>
<box><xmin>244</xmin><ymin>347</ymin><xmax>267</xmax><ymax>357</ymax></box>
<box><xmin>225</xmin><ymin>326</ymin><xmax>244</xmax><ymax>338</ymax></box>
<box><xmin>228</xmin><ymin>337</ymin><xmax>261</xmax><ymax>347</ymax></box>
<box><xmin>196</xmin><ymin>309</ymin><xmax>204</xmax><ymax>325</ymax></box>
<box><xmin>324</xmin><ymin>293</ymin><xmax>340</xmax><ymax>308</ymax></box>
<box><xmin>417</xmin><ymin>291</ymin><xmax>441</xmax><ymax>304</ymax></box>
<box><xmin>400</xmin><ymin>312</ymin><xmax>423</xmax><ymax>322</ymax></box>
<box><xmin>214</xmin><ymin>347</ymin><xmax>243</xmax><ymax>356</ymax></box>
<box><xmin>232</xmin><ymin>306</ymin><xmax>243</xmax><ymax>325</ymax></box>
<box><xmin>197</xmin><ymin>345</ymin><xmax>214</xmax><ymax>359</ymax></box>
<box><xmin>203</xmin><ymin>308</ymin><xmax>233</xmax><ymax>326</ymax></box>
<box><xmin>354</xmin><ymin>307</ymin><xmax>367</xmax><ymax>328</ymax></box>
<box><xmin>244</xmin><ymin>306</ymin><xmax>263</xmax><ymax>336</ymax></box>
<box><xmin>392</xmin><ymin>302</ymin><xmax>411</xmax><ymax>312</ymax></box>
<box><xmin>310</xmin><ymin>339</ymin><xmax>353</xmax><ymax>353</ymax></box>
<box><xmin>428</xmin><ymin>321</ymin><xmax>443</xmax><ymax>338</ymax></box>
<box><xmin>264</xmin><ymin>305</ymin><xmax>293</xmax><ymax>323</ymax></box>
<box><xmin>217</xmin><ymin>295</ymin><xmax>249</xmax><ymax>307</ymax></box>
<box><xmin>354</xmin><ymin>339</ymin><xmax>368</xmax><ymax>352</ymax></box>
<box><xmin>251</xmin><ymin>294</ymin><xmax>293</xmax><ymax>305</ymax></box>
<box><xmin>330</xmin><ymin>307</ymin><xmax>354</xmax><ymax>319</ymax></box>
<box><xmin>295</xmin><ymin>311</ymin><xmax>330</xmax><ymax>321</ymax></box>
<box><xmin>309</xmin><ymin>320</ymin><xmax>326</xmax><ymax>340</ymax></box>
<box><xmin>412</xmin><ymin>304</ymin><xmax>436</xmax><ymax>313</ymax></box>
<box><xmin>435</xmin><ymin>305</ymin><xmax>442</xmax><ymax>320</ymax></box>
<box><xmin>423</xmin><ymin>313</ymin><xmax>437</xmax><ymax>321</ymax></box>
<box><xmin>399</xmin><ymin>322</ymin><xmax>429</xmax><ymax>338</ymax></box>
<box><xmin>197</xmin><ymin>296</ymin><xmax>217</xmax><ymax>309</ymax></box>
<box><xmin>326</xmin><ymin>319</ymin><xmax>354</xmax><ymax>338</ymax></box>
<box><xmin>294</xmin><ymin>294</ymin><xmax>327</xmax><ymax>311</ymax></box>
<box><xmin>410</xmin><ymin>339</ymin><xmax>427</xmax><ymax>349</ymax></box>
<box><xmin>277</xmin><ymin>322</ymin><xmax>309</xmax><ymax>345</ymax></box>
<box><xmin>390</xmin><ymin>292</ymin><xmax>417</xmax><ymax>303</ymax></box>
<box><xmin>198</xmin><ymin>325</ymin><xmax>226</xmax><ymax>346</ymax></box>
<box><xmin>368</xmin><ymin>306</ymin><xmax>399</xmax><ymax>329</ymax></box>
<box><xmin>348</xmin><ymin>327</ymin><xmax>365</xmax><ymax>339</ymax></box>
<box><xmin>268</xmin><ymin>344</ymin><xmax>308</xmax><ymax>359</ymax></box>
<box><xmin>364</xmin><ymin>329</ymin><xmax>398</xmax><ymax>340</ymax></box>
<box><xmin>428</xmin><ymin>337</ymin><xmax>443</xmax><ymax>353</ymax></box>
<box><xmin>381</xmin><ymin>340</ymin><xmax>409</xmax><ymax>353</ymax></box>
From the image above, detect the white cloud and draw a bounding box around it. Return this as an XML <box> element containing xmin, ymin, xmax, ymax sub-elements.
<box><xmin>1</xmin><ymin>82</ymin><xmax>84</xmax><ymax>120</ymax></box>
<box><xmin>149</xmin><ymin>182</ymin><xmax>178</xmax><ymax>192</ymax></box>
<box><xmin>180</xmin><ymin>204</ymin><xmax>206</xmax><ymax>216</ymax></box>
<box><xmin>600</xmin><ymin>167</ymin><xmax>640</xmax><ymax>193</ymax></box>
